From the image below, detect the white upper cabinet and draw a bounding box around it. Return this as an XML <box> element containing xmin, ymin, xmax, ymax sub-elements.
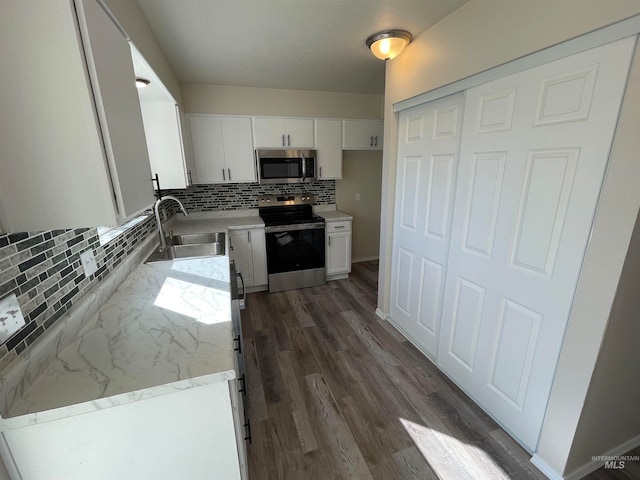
<box><xmin>189</xmin><ymin>115</ymin><xmax>256</xmax><ymax>184</ymax></box>
<box><xmin>315</xmin><ymin>119</ymin><xmax>343</xmax><ymax>179</ymax></box>
<box><xmin>132</xmin><ymin>45</ymin><xmax>194</xmax><ymax>190</ymax></box>
<box><xmin>140</xmin><ymin>101</ymin><xmax>190</xmax><ymax>190</ymax></box>
<box><xmin>0</xmin><ymin>0</ymin><xmax>154</xmax><ymax>231</ymax></box>
<box><xmin>253</xmin><ymin>117</ymin><xmax>314</xmax><ymax>148</ymax></box>
<box><xmin>178</xmin><ymin>107</ymin><xmax>197</xmax><ymax>187</ymax></box>
<box><xmin>74</xmin><ymin>0</ymin><xmax>154</xmax><ymax>218</ymax></box>
<box><xmin>343</xmin><ymin>119</ymin><xmax>384</xmax><ymax>150</ymax></box>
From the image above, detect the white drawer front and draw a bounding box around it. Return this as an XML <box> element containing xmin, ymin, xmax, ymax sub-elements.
<box><xmin>327</xmin><ymin>220</ymin><xmax>351</xmax><ymax>233</ymax></box>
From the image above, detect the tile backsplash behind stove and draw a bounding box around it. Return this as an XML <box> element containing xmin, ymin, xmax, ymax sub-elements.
<box><xmin>163</xmin><ymin>181</ymin><xmax>335</xmax><ymax>212</ymax></box>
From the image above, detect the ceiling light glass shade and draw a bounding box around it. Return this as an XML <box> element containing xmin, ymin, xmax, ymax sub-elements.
<box><xmin>366</xmin><ymin>30</ymin><xmax>412</xmax><ymax>60</ymax></box>
<box><xmin>135</xmin><ymin>77</ymin><xmax>150</xmax><ymax>88</ymax></box>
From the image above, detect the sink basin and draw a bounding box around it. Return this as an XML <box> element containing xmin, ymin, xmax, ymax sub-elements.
<box><xmin>145</xmin><ymin>232</ymin><xmax>226</xmax><ymax>263</ymax></box>
<box><xmin>169</xmin><ymin>232</ymin><xmax>225</xmax><ymax>246</ymax></box>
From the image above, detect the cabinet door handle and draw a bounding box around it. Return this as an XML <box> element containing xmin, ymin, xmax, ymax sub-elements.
<box><xmin>287</xmin><ymin>134</ymin><xmax>291</xmax><ymax>146</ymax></box>
<box><xmin>328</xmin><ymin>236</ymin><xmax>331</xmax><ymax>246</ymax></box>
<box><xmin>374</xmin><ymin>136</ymin><xmax>378</xmax><ymax>146</ymax></box>
<box><xmin>187</xmin><ymin>170</ymin><xmax>193</xmax><ymax>185</ymax></box>
<box><xmin>282</xmin><ymin>134</ymin><xmax>286</xmax><ymax>146</ymax></box>
<box><xmin>238</xmin><ymin>374</ymin><xmax>246</xmax><ymax>395</ymax></box>
<box><xmin>247</xmin><ymin>230</ymin><xmax>251</xmax><ymax>242</ymax></box>
<box><xmin>228</xmin><ymin>168</ymin><xmax>232</xmax><ymax>181</ymax></box>
<box><xmin>334</xmin><ymin>225</ymin><xmax>345</xmax><ymax>229</ymax></box>
<box><xmin>233</xmin><ymin>335</ymin><xmax>242</xmax><ymax>354</ymax></box>
<box><xmin>244</xmin><ymin>419</ymin><xmax>252</xmax><ymax>444</ymax></box>
<box><xmin>222</xmin><ymin>168</ymin><xmax>226</xmax><ymax>181</ymax></box>
<box><xmin>319</xmin><ymin>166</ymin><xmax>322</xmax><ymax>178</ymax></box>
<box><xmin>370</xmin><ymin>136</ymin><xmax>373</xmax><ymax>147</ymax></box>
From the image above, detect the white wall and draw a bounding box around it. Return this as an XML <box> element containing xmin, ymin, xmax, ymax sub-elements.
<box><xmin>564</xmin><ymin>214</ymin><xmax>640</xmax><ymax>474</ymax></box>
<box><xmin>335</xmin><ymin>151</ymin><xmax>383</xmax><ymax>262</ymax></box>
<box><xmin>182</xmin><ymin>84</ymin><xmax>383</xmax><ymax>118</ymax></box>
<box><xmin>380</xmin><ymin>1</ymin><xmax>640</xmax><ymax>476</ymax></box>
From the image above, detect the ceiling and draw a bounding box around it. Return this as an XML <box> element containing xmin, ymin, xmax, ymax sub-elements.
<box><xmin>136</xmin><ymin>0</ymin><xmax>469</xmax><ymax>95</ymax></box>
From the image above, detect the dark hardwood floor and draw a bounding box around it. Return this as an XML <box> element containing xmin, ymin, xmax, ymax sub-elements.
<box><xmin>241</xmin><ymin>261</ymin><xmax>639</xmax><ymax>479</ymax></box>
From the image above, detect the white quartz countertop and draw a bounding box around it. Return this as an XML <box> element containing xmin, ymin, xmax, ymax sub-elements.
<box><xmin>4</xmin><ymin>254</ymin><xmax>235</xmax><ymax>424</ymax></box>
<box><xmin>317</xmin><ymin>210</ymin><xmax>353</xmax><ymax>222</ymax></box>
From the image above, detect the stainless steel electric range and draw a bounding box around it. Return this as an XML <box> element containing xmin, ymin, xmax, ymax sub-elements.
<box><xmin>258</xmin><ymin>194</ymin><xmax>326</xmax><ymax>292</ymax></box>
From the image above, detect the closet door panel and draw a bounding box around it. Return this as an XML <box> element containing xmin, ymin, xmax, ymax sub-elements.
<box><xmin>389</xmin><ymin>93</ymin><xmax>464</xmax><ymax>357</ymax></box>
<box><xmin>438</xmin><ymin>35</ymin><xmax>636</xmax><ymax>450</ymax></box>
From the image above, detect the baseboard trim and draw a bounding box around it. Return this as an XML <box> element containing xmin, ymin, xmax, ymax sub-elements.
<box><xmin>246</xmin><ymin>284</ymin><xmax>268</xmax><ymax>293</ymax></box>
<box><xmin>352</xmin><ymin>256</ymin><xmax>379</xmax><ymax>263</ymax></box>
<box><xmin>531</xmin><ymin>455</ymin><xmax>563</xmax><ymax>480</ymax></box>
<box><xmin>375</xmin><ymin>308</ymin><xmax>387</xmax><ymax>320</ymax></box>
<box><xmin>563</xmin><ymin>433</ymin><xmax>640</xmax><ymax>480</ymax></box>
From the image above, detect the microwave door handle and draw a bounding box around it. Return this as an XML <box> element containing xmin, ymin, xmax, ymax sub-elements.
<box><xmin>301</xmin><ymin>156</ymin><xmax>306</xmax><ymax>181</ymax></box>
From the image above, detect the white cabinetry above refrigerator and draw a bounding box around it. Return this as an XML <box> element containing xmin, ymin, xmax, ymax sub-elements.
<box><xmin>253</xmin><ymin>117</ymin><xmax>314</xmax><ymax>148</ymax></box>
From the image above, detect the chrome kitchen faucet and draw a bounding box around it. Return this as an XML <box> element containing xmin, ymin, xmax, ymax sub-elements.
<box><xmin>154</xmin><ymin>195</ymin><xmax>188</xmax><ymax>251</ymax></box>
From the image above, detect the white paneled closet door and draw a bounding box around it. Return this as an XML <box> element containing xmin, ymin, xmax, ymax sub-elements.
<box><xmin>437</xmin><ymin>36</ymin><xmax>636</xmax><ymax>450</ymax></box>
<box><xmin>389</xmin><ymin>93</ymin><xmax>464</xmax><ymax>358</ymax></box>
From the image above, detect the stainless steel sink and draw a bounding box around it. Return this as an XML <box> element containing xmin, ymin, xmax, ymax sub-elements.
<box><xmin>145</xmin><ymin>232</ymin><xmax>226</xmax><ymax>263</ymax></box>
<box><xmin>169</xmin><ymin>232</ymin><xmax>225</xmax><ymax>246</ymax></box>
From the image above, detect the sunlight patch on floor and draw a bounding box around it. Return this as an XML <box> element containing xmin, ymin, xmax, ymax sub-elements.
<box><xmin>400</xmin><ymin>417</ymin><xmax>511</xmax><ymax>479</ymax></box>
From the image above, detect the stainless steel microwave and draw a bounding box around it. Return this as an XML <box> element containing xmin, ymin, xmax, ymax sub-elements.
<box><xmin>256</xmin><ymin>149</ymin><xmax>316</xmax><ymax>184</ymax></box>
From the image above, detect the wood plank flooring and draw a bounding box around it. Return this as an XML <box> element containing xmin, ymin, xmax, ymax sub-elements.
<box><xmin>241</xmin><ymin>261</ymin><xmax>638</xmax><ymax>479</ymax></box>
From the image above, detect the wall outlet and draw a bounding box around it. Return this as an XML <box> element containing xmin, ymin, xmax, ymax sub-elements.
<box><xmin>356</xmin><ymin>192</ymin><xmax>361</xmax><ymax>201</ymax></box>
<box><xmin>80</xmin><ymin>249</ymin><xmax>98</xmax><ymax>277</ymax></box>
<box><xmin>0</xmin><ymin>294</ymin><xmax>26</xmax><ymax>345</ymax></box>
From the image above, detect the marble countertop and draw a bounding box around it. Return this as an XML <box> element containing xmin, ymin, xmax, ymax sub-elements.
<box><xmin>165</xmin><ymin>208</ymin><xmax>352</xmax><ymax>228</ymax></box>
<box><xmin>317</xmin><ymin>210</ymin><xmax>353</xmax><ymax>222</ymax></box>
<box><xmin>3</xmin><ymin>254</ymin><xmax>235</xmax><ymax>426</ymax></box>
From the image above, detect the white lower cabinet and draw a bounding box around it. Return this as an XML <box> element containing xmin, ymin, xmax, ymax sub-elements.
<box><xmin>388</xmin><ymin>37</ymin><xmax>635</xmax><ymax>451</ymax></box>
<box><xmin>326</xmin><ymin>220</ymin><xmax>352</xmax><ymax>280</ymax></box>
<box><xmin>229</xmin><ymin>228</ymin><xmax>268</xmax><ymax>290</ymax></box>
<box><xmin>0</xmin><ymin>381</ymin><xmax>247</xmax><ymax>480</ymax></box>
<box><xmin>230</xmin><ymin>297</ymin><xmax>249</xmax><ymax>480</ymax></box>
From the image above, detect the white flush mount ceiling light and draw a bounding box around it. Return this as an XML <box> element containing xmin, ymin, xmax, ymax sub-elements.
<box><xmin>135</xmin><ymin>77</ymin><xmax>151</xmax><ymax>88</ymax></box>
<box><xmin>366</xmin><ymin>30</ymin><xmax>412</xmax><ymax>60</ymax></box>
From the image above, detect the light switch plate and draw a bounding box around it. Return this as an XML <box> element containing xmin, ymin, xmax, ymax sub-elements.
<box><xmin>80</xmin><ymin>249</ymin><xmax>98</xmax><ymax>277</ymax></box>
<box><xmin>0</xmin><ymin>294</ymin><xmax>26</xmax><ymax>344</ymax></box>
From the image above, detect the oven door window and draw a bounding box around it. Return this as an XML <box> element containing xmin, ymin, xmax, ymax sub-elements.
<box><xmin>260</xmin><ymin>158</ymin><xmax>302</xmax><ymax>180</ymax></box>
<box><xmin>265</xmin><ymin>227</ymin><xmax>325</xmax><ymax>273</ymax></box>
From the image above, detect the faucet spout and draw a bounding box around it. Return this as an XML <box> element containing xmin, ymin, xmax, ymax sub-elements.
<box><xmin>154</xmin><ymin>195</ymin><xmax>189</xmax><ymax>250</ymax></box>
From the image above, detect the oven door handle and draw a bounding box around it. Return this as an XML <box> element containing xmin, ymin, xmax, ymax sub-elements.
<box><xmin>265</xmin><ymin>222</ymin><xmax>325</xmax><ymax>233</ymax></box>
